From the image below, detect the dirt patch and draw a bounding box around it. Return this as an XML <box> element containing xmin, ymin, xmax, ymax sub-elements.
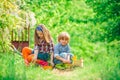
<box><xmin>52</xmin><ymin>68</ymin><xmax>74</xmax><ymax>76</ymax></box>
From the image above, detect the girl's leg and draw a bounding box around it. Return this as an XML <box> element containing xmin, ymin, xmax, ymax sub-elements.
<box><xmin>27</xmin><ymin>54</ymin><xmax>34</xmax><ymax>62</ymax></box>
<box><xmin>37</xmin><ymin>53</ymin><xmax>50</xmax><ymax>61</ymax></box>
<box><xmin>22</xmin><ymin>47</ymin><xmax>32</xmax><ymax>60</ymax></box>
<box><xmin>22</xmin><ymin>47</ymin><xmax>32</xmax><ymax>65</ymax></box>
<box><xmin>26</xmin><ymin>54</ymin><xmax>42</xmax><ymax>63</ymax></box>
<box><xmin>26</xmin><ymin>54</ymin><xmax>46</xmax><ymax>66</ymax></box>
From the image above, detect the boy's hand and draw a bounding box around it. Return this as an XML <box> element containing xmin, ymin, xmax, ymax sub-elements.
<box><xmin>62</xmin><ymin>59</ymin><xmax>71</xmax><ymax>64</ymax></box>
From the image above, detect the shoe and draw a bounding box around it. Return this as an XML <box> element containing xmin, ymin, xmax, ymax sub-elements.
<box><xmin>80</xmin><ymin>58</ymin><xmax>84</xmax><ymax>68</ymax></box>
<box><xmin>43</xmin><ymin>66</ymin><xmax>53</xmax><ymax>70</ymax></box>
<box><xmin>73</xmin><ymin>58</ymin><xmax>84</xmax><ymax>68</ymax></box>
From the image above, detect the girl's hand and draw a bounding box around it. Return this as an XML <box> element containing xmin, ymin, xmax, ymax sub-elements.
<box><xmin>32</xmin><ymin>56</ymin><xmax>37</xmax><ymax>63</ymax></box>
<box><xmin>32</xmin><ymin>49</ymin><xmax>38</xmax><ymax>63</ymax></box>
<box><xmin>50</xmin><ymin>61</ymin><xmax>54</xmax><ymax>67</ymax></box>
<box><xmin>50</xmin><ymin>53</ymin><xmax>54</xmax><ymax>66</ymax></box>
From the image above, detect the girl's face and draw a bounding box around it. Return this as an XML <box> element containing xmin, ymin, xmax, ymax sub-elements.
<box><xmin>60</xmin><ymin>38</ymin><xmax>69</xmax><ymax>46</ymax></box>
<box><xmin>36</xmin><ymin>30</ymin><xmax>44</xmax><ymax>39</ymax></box>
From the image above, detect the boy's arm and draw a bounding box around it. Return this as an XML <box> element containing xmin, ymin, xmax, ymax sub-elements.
<box><xmin>55</xmin><ymin>56</ymin><xmax>70</xmax><ymax>64</ymax></box>
<box><xmin>67</xmin><ymin>44</ymin><xmax>71</xmax><ymax>53</ymax></box>
<box><xmin>54</xmin><ymin>44</ymin><xmax>70</xmax><ymax>63</ymax></box>
<box><xmin>66</xmin><ymin>45</ymin><xmax>71</xmax><ymax>61</ymax></box>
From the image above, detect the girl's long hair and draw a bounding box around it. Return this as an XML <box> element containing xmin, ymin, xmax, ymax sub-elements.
<box><xmin>34</xmin><ymin>24</ymin><xmax>52</xmax><ymax>45</ymax></box>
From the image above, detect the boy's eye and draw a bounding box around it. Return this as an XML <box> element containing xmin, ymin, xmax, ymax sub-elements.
<box><xmin>65</xmin><ymin>38</ymin><xmax>68</xmax><ymax>40</ymax></box>
<box><xmin>61</xmin><ymin>38</ymin><xmax>68</xmax><ymax>41</ymax></box>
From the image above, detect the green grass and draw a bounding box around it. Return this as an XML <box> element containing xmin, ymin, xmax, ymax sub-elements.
<box><xmin>1</xmin><ymin>51</ymin><xmax>119</xmax><ymax>80</ymax></box>
<box><xmin>0</xmin><ymin>53</ymin><xmax>101</xmax><ymax>80</ymax></box>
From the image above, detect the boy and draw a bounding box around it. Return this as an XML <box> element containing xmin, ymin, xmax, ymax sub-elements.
<box><xmin>53</xmin><ymin>32</ymin><xmax>73</xmax><ymax>65</ymax></box>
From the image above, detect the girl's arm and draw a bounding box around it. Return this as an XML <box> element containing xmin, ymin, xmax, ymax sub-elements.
<box><xmin>50</xmin><ymin>52</ymin><xmax>54</xmax><ymax>66</ymax></box>
<box><xmin>32</xmin><ymin>49</ymin><xmax>38</xmax><ymax>62</ymax></box>
<box><xmin>49</xmin><ymin>41</ymin><xmax>54</xmax><ymax>66</ymax></box>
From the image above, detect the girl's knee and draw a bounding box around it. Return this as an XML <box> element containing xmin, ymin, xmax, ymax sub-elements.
<box><xmin>22</xmin><ymin>47</ymin><xmax>28</xmax><ymax>52</ymax></box>
<box><xmin>22</xmin><ymin>47</ymin><xmax>31</xmax><ymax>53</ymax></box>
<box><xmin>27</xmin><ymin>54</ymin><xmax>34</xmax><ymax>62</ymax></box>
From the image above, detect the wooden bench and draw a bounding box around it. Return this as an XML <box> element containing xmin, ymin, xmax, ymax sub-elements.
<box><xmin>11</xmin><ymin>27</ymin><xmax>30</xmax><ymax>52</ymax></box>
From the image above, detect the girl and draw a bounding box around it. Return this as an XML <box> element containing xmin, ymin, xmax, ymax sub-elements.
<box><xmin>22</xmin><ymin>24</ymin><xmax>54</xmax><ymax>67</ymax></box>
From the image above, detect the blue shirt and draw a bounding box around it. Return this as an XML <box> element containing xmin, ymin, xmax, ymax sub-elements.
<box><xmin>54</xmin><ymin>43</ymin><xmax>70</xmax><ymax>57</ymax></box>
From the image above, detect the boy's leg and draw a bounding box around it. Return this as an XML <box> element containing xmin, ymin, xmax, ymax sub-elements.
<box><xmin>67</xmin><ymin>53</ymin><xmax>74</xmax><ymax>63</ymax></box>
<box><xmin>67</xmin><ymin>54</ymin><xmax>70</xmax><ymax>61</ymax></box>
<box><xmin>59</xmin><ymin>53</ymin><xmax>68</xmax><ymax>59</ymax></box>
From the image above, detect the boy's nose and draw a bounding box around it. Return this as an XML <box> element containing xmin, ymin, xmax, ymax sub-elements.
<box><xmin>63</xmin><ymin>40</ymin><xmax>66</xmax><ymax>42</ymax></box>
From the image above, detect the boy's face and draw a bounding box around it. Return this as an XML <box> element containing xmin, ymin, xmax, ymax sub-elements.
<box><xmin>60</xmin><ymin>38</ymin><xmax>69</xmax><ymax>46</ymax></box>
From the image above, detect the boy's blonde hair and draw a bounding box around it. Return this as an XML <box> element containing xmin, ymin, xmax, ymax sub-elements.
<box><xmin>58</xmin><ymin>32</ymin><xmax>70</xmax><ymax>42</ymax></box>
<box><xmin>34</xmin><ymin>24</ymin><xmax>52</xmax><ymax>45</ymax></box>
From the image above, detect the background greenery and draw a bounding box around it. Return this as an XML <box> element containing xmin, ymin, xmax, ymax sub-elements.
<box><xmin>0</xmin><ymin>0</ymin><xmax>120</xmax><ymax>80</ymax></box>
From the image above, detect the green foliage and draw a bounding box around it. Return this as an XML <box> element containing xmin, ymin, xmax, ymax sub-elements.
<box><xmin>85</xmin><ymin>0</ymin><xmax>120</xmax><ymax>42</ymax></box>
<box><xmin>0</xmin><ymin>0</ymin><xmax>18</xmax><ymax>52</ymax></box>
<box><xmin>0</xmin><ymin>0</ymin><xmax>35</xmax><ymax>52</ymax></box>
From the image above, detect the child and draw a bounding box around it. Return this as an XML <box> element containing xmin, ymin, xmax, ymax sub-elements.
<box><xmin>53</xmin><ymin>32</ymin><xmax>84</xmax><ymax>69</ymax></box>
<box><xmin>53</xmin><ymin>32</ymin><xmax>73</xmax><ymax>66</ymax></box>
<box><xmin>22</xmin><ymin>24</ymin><xmax>54</xmax><ymax>67</ymax></box>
